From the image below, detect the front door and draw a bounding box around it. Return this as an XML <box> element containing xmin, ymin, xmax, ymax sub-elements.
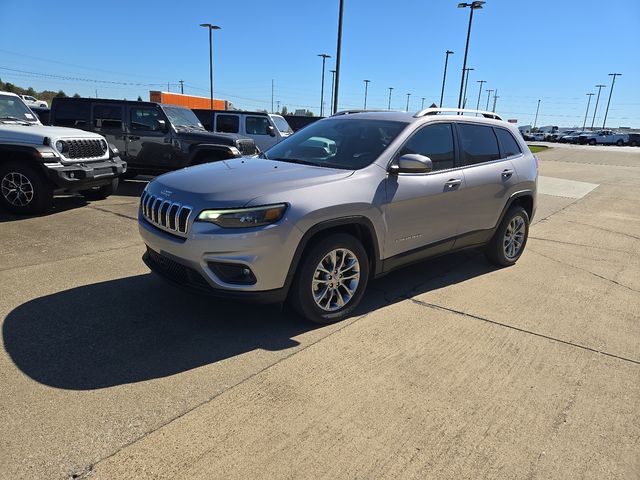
<box><xmin>383</xmin><ymin>123</ymin><xmax>465</xmax><ymax>258</ymax></box>
<box><xmin>126</xmin><ymin>106</ymin><xmax>173</xmax><ymax>169</ymax></box>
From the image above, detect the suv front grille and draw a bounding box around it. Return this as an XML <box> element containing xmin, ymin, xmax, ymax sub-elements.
<box><xmin>65</xmin><ymin>139</ymin><xmax>107</xmax><ymax>159</ymax></box>
<box><xmin>140</xmin><ymin>191</ymin><xmax>192</xmax><ymax>236</ymax></box>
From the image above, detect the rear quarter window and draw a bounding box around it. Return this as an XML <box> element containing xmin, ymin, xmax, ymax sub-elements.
<box><xmin>53</xmin><ymin>102</ymin><xmax>90</xmax><ymax>127</ymax></box>
<box><xmin>216</xmin><ymin>114</ymin><xmax>239</xmax><ymax>134</ymax></box>
<box><xmin>494</xmin><ymin>128</ymin><xmax>522</xmax><ymax>158</ymax></box>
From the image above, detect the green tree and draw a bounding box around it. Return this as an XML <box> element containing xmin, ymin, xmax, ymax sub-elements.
<box><xmin>55</xmin><ymin>90</ymin><xmax>67</xmax><ymax>98</ymax></box>
<box><xmin>73</xmin><ymin>93</ymin><xmax>81</xmax><ymax>98</ymax></box>
<box><xmin>137</xmin><ymin>96</ymin><xmax>143</xmax><ymax>101</ymax></box>
<box><xmin>281</xmin><ymin>106</ymin><xmax>288</xmax><ymax>115</ymax></box>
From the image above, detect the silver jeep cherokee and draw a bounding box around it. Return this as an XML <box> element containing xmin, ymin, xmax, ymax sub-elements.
<box><xmin>138</xmin><ymin>108</ymin><xmax>537</xmax><ymax>324</ymax></box>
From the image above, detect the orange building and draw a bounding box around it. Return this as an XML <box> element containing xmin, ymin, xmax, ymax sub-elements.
<box><xmin>149</xmin><ymin>91</ymin><xmax>229</xmax><ymax>110</ymax></box>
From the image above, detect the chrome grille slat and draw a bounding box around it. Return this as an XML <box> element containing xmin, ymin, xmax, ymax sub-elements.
<box><xmin>140</xmin><ymin>192</ymin><xmax>192</xmax><ymax>236</ymax></box>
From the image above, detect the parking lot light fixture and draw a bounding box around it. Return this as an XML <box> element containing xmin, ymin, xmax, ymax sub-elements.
<box><xmin>485</xmin><ymin>88</ymin><xmax>494</xmax><ymax>111</ymax></box>
<box><xmin>363</xmin><ymin>80</ymin><xmax>371</xmax><ymax>109</ymax></box>
<box><xmin>533</xmin><ymin>98</ymin><xmax>540</xmax><ymax>129</ymax></box>
<box><xmin>199</xmin><ymin>23</ymin><xmax>221</xmax><ymax>110</ymax></box>
<box><xmin>421</xmin><ymin>97</ymin><xmax>426</xmax><ymax>109</ymax></box>
<box><xmin>333</xmin><ymin>0</ymin><xmax>345</xmax><ymax>114</ymax></box>
<box><xmin>462</xmin><ymin>67</ymin><xmax>474</xmax><ymax>108</ymax></box>
<box><xmin>406</xmin><ymin>93</ymin><xmax>411</xmax><ymax>112</ymax></box>
<box><xmin>602</xmin><ymin>73</ymin><xmax>621</xmax><ymax>129</ymax></box>
<box><xmin>475</xmin><ymin>79</ymin><xmax>486</xmax><ymax>112</ymax></box>
<box><xmin>330</xmin><ymin>70</ymin><xmax>336</xmax><ymax>113</ymax></box>
<box><xmin>591</xmin><ymin>84</ymin><xmax>606</xmax><ymax>130</ymax></box>
<box><xmin>388</xmin><ymin>87</ymin><xmax>394</xmax><ymax>110</ymax></box>
<box><xmin>440</xmin><ymin>50</ymin><xmax>454</xmax><ymax>107</ymax></box>
<box><xmin>582</xmin><ymin>93</ymin><xmax>595</xmax><ymax>132</ymax></box>
<box><xmin>318</xmin><ymin>54</ymin><xmax>331</xmax><ymax>117</ymax></box>
<box><xmin>457</xmin><ymin>1</ymin><xmax>485</xmax><ymax>109</ymax></box>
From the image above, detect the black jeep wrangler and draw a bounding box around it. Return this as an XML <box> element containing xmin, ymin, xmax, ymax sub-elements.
<box><xmin>50</xmin><ymin>98</ymin><xmax>257</xmax><ymax>177</ymax></box>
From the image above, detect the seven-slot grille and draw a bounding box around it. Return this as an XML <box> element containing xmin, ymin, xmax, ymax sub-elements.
<box><xmin>64</xmin><ymin>139</ymin><xmax>107</xmax><ymax>159</ymax></box>
<box><xmin>140</xmin><ymin>191</ymin><xmax>192</xmax><ymax>236</ymax></box>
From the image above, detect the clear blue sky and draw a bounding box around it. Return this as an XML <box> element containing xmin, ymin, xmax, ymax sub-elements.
<box><xmin>1</xmin><ymin>0</ymin><xmax>639</xmax><ymax>127</ymax></box>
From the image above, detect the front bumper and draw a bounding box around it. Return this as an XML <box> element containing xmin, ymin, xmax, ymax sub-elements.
<box><xmin>42</xmin><ymin>157</ymin><xmax>127</xmax><ymax>189</ymax></box>
<box><xmin>138</xmin><ymin>211</ymin><xmax>303</xmax><ymax>303</ymax></box>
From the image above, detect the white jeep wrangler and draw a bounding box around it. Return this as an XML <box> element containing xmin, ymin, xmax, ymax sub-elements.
<box><xmin>0</xmin><ymin>91</ymin><xmax>127</xmax><ymax>214</ymax></box>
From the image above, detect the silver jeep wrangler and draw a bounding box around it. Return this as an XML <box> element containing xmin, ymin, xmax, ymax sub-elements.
<box><xmin>139</xmin><ymin>108</ymin><xmax>537</xmax><ymax>324</ymax></box>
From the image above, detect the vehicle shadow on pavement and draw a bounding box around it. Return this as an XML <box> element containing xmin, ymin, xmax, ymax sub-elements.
<box><xmin>3</xmin><ymin>250</ymin><xmax>496</xmax><ymax>391</ymax></box>
<box><xmin>0</xmin><ymin>196</ymin><xmax>88</xmax><ymax>223</ymax></box>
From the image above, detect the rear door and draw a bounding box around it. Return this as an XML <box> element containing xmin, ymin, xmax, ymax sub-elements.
<box><xmin>91</xmin><ymin>104</ymin><xmax>126</xmax><ymax>154</ymax></box>
<box><xmin>383</xmin><ymin>122</ymin><xmax>465</xmax><ymax>258</ymax></box>
<box><xmin>455</xmin><ymin>122</ymin><xmax>520</xmax><ymax>235</ymax></box>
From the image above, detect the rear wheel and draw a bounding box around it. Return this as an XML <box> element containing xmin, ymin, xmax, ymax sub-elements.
<box><xmin>589</xmin><ymin>139</ymin><xmax>596</xmax><ymax>146</ymax></box>
<box><xmin>289</xmin><ymin>233</ymin><xmax>369</xmax><ymax>324</ymax></box>
<box><xmin>80</xmin><ymin>178</ymin><xmax>118</xmax><ymax>200</ymax></box>
<box><xmin>0</xmin><ymin>161</ymin><xmax>53</xmax><ymax>214</ymax></box>
<box><xmin>616</xmin><ymin>139</ymin><xmax>624</xmax><ymax>146</ymax></box>
<box><xmin>485</xmin><ymin>206</ymin><xmax>530</xmax><ymax>267</ymax></box>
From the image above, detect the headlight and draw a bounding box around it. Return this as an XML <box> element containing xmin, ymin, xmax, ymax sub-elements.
<box><xmin>197</xmin><ymin>204</ymin><xmax>287</xmax><ymax>228</ymax></box>
<box><xmin>55</xmin><ymin>140</ymin><xmax>67</xmax><ymax>153</ymax></box>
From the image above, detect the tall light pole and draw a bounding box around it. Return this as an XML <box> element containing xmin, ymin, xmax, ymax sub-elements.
<box><xmin>485</xmin><ymin>89</ymin><xmax>494</xmax><ymax>111</ymax></box>
<box><xmin>330</xmin><ymin>70</ymin><xmax>336</xmax><ymax>113</ymax></box>
<box><xmin>582</xmin><ymin>93</ymin><xmax>594</xmax><ymax>131</ymax></box>
<box><xmin>199</xmin><ymin>23</ymin><xmax>221</xmax><ymax>110</ymax></box>
<box><xmin>363</xmin><ymin>79</ymin><xmax>371</xmax><ymax>109</ymax></box>
<box><xmin>406</xmin><ymin>93</ymin><xmax>411</xmax><ymax>112</ymax></box>
<box><xmin>440</xmin><ymin>50</ymin><xmax>454</xmax><ymax>107</ymax></box>
<box><xmin>533</xmin><ymin>99</ymin><xmax>541</xmax><ymax>130</ymax></box>
<box><xmin>462</xmin><ymin>67</ymin><xmax>474</xmax><ymax>108</ymax></box>
<box><xmin>591</xmin><ymin>84</ymin><xmax>606</xmax><ymax>130</ymax></box>
<box><xmin>179</xmin><ymin>80</ymin><xmax>184</xmax><ymax>94</ymax></box>
<box><xmin>492</xmin><ymin>89</ymin><xmax>499</xmax><ymax>112</ymax></box>
<box><xmin>318</xmin><ymin>53</ymin><xmax>331</xmax><ymax>117</ymax></box>
<box><xmin>475</xmin><ymin>79</ymin><xmax>486</xmax><ymax>110</ymax></box>
<box><xmin>456</xmin><ymin>1</ymin><xmax>485</xmax><ymax>109</ymax></box>
<box><xmin>421</xmin><ymin>97</ymin><xmax>426</xmax><ymax>109</ymax></box>
<box><xmin>602</xmin><ymin>73</ymin><xmax>621</xmax><ymax>129</ymax></box>
<box><xmin>332</xmin><ymin>0</ymin><xmax>344</xmax><ymax>114</ymax></box>
<box><xmin>387</xmin><ymin>87</ymin><xmax>394</xmax><ymax>110</ymax></box>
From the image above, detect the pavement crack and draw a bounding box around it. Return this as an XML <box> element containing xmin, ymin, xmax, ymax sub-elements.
<box><xmin>408</xmin><ymin>298</ymin><xmax>640</xmax><ymax>366</ymax></box>
<box><xmin>85</xmin><ymin>205</ymin><xmax>138</xmax><ymax>221</ymax></box>
<box><xmin>528</xmin><ymin>248</ymin><xmax>640</xmax><ymax>294</ymax></box>
<box><xmin>528</xmin><ymin>236</ymin><xmax>635</xmax><ymax>254</ymax></box>
<box><xmin>564</xmin><ymin>219</ymin><xmax>640</xmax><ymax>241</ymax></box>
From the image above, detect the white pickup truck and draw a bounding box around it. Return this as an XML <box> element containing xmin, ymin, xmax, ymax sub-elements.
<box><xmin>579</xmin><ymin>130</ymin><xmax>628</xmax><ymax>146</ymax></box>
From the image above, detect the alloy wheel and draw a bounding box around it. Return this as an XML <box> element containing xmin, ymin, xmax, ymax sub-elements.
<box><xmin>1</xmin><ymin>172</ymin><xmax>34</xmax><ymax>207</ymax></box>
<box><xmin>311</xmin><ymin>248</ymin><xmax>361</xmax><ymax>312</ymax></box>
<box><xmin>503</xmin><ymin>215</ymin><xmax>526</xmax><ymax>260</ymax></box>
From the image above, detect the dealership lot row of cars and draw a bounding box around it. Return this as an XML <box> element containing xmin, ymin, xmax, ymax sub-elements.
<box><xmin>524</xmin><ymin>128</ymin><xmax>639</xmax><ymax>146</ymax></box>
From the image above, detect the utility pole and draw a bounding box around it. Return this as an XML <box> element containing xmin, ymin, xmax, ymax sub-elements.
<box><xmin>591</xmin><ymin>84</ymin><xmax>606</xmax><ymax>130</ymax></box>
<box><xmin>271</xmin><ymin>79</ymin><xmax>274</xmax><ymax>113</ymax></box>
<box><xmin>276</xmin><ymin>100</ymin><xmax>280</xmax><ymax>113</ymax></box>
<box><xmin>582</xmin><ymin>93</ymin><xmax>595</xmax><ymax>131</ymax></box>
<box><xmin>388</xmin><ymin>87</ymin><xmax>394</xmax><ymax>110</ymax></box>
<box><xmin>330</xmin><ymin>70</ymin><xmax>336</xmax><ymax>113</ymax></box>
<box><xmin>440</xmin><ymin>50</ymin><xmax>454</xmax><ymax>107</ymax></box>
<box><xmin>363</xmin><ymin>79</ymin><xmax>371</xmax><ymax>109</ymax></box>
<box><xmin>457</xmin><ymin>2</ymin><xmax>485</xmax><ymax>109</ymax></box>
<box><xmin>179</xmin><ymin>80</ymin><xmax>184</xmax><ymax>94</ymax></box>
<box><xmin>405</xmin><ymin>93</ymin><xmax>411</xmax><ymax>112</ymax></box>
<box><xmin>318</xmin><ymin>53</ymin><xmax>331</xmax><ymax>117</ymax></box>
<box><xmin>167</xmin><ymin>82</ymin><xmax>170</xmax><ymax>92</ymax></box>
<box><xmin>462</xmin><ymin>67</ymin><xmax>474</xmax><ymax>108</ymax></box>
<box><xmin>492</xmin><ymin>89</ymin><xmax>499</xmax><ymax>112</ymax></box>
<box><xmin>421</xmin><ymin>97</ymin><xmax>426</xmax><ymax>109</ymax></box>
<box><xmin>602</xmin><ymin>73</ymin><xmax>622</xmax><ymax>129</ymax></box>
<box><xmin>332</xmin><ymin>0</ymin><xmax>344</xmax><ymax>114</ymax></box>
<box><xmin>475</xmin><ymin>80</ymin><xmax>486</xmax><ymax>111</ymax></box>
<box><xmin>533</xmin><ymin>99</ymin><xmax>541</xmax><ymax>129</ymax></box>
<box><xmin>485</xmin><ymin>89</ymin><xmax>494</xmax><ymax>111</ymax></box>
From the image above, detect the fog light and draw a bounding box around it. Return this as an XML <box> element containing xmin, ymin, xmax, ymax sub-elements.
<box><xmin>208</xmin><ymin>262</ymin><xmax>256</xmax><ymax>285</ymax></box>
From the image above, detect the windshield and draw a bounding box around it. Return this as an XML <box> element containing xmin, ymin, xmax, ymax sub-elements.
<box><xmin>0</xmin><ymin>94</ymin><xmax>39</xmax><ymax>123</ymax></box>
<box><xmin>263</xmin><ymin>118</ymin><xmax>408</xmax><ymax>170</ymax></box>
<box><xmin>271</xmin><ymin>115</ymin><xmax>293</xmax><ymax>134</ymax></box>
<box><xmin>163</xmin><ymin>106</ymin><xmax>204</xmax><ymax>129</ymax></box>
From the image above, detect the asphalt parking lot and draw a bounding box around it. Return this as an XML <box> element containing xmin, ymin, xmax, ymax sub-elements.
<box><xmin>1</xmin><ymin>145</ymin><xmax>639</xmax><ymax>479</ymax></box>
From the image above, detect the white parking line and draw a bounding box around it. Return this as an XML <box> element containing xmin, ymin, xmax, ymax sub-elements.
<box><xmin>538</xmin><ymin>176</ymin><xmax>599</xmax><ymax>199</ymax></box>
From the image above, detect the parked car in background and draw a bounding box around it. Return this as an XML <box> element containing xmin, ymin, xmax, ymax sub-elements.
<box><xmin>19</xmin><ymin>94</ymin><xmax>48</xmax><ymax>108</ymax></box>
<box><xmin>0</xmin><ymin>91</ymin><xmax>126</xmax><ymax>214</ymax></box>
<box><xmin>139</xmin><ymin>108</ymin><xmax>537</xmax><ymax>324</ymax></box>
<box><xmin>530</xmin><ymin>132</ymin><xmax>546</xmax><ymax>141</ymax></box>
<box><xmin>579</xmin><ymin>130</ymin><xmax>628</xmax><ymax>146</ymax></box>
<box><xmin>626</xmin><ymin>133</ymin><xmax>640</xmax><ymax>147</ymax></box>
<box><xmin>559</xmin><ymin>131</ymin><xmax>587</xmax><ymax>143</ymax></box>
<box><xmin>50</xmin><ymin>98</ymin><xmax>257</xmax><ymax>177</ymax></box>
<box><xmin>193</xmin><ymin>110</ymin><xmax>293</xmax><ymax>151</ymax></box>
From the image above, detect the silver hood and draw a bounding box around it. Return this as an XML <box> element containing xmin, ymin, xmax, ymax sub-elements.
<box><xmin>148</xmin><ymin>157</ymin><xmax>354</xmax><ymax>207</ymax></box>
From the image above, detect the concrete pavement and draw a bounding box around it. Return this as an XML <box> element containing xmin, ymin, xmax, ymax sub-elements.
<box><xmin>1</xmin><ymin>147</ymin><xmax>638</xmax><ymax>479</ymax></box>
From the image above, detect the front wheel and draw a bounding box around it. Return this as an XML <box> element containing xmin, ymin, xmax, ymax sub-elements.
<box><xmin>80</xmin><ymin>178</ymin><xmax>118</xmax><ymax>200</ymax></box>
<box><xmin>485</xmin><ymin>206</ymin><xmax>530</xmax><ymax>267</ymax></box>
<box><xmin>616</xmin><ymin>139</ymin><xmax>624</xmax><ymax>146</ymax></box>
<box><xmin>0</xmin><ymin>161</ymin><xmax>53</xmax><ymax>214</ymax></box>
<box><xmin>589</xmin><ymin>139</ymin><xmax>597</xmax><ymax>146</ymax></box>
<box><xmin>289</xmin><ymin>233</ymin><xmax>370</xmax><ymax>324</ymax></box>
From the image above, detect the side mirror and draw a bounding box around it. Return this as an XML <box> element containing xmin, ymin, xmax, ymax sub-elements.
<box><xmin>267</xmin><ymin>125</ymin><xmax>276</xmax><ymax>137</ymax></box>
<box><xmin>155</xmin><ymin>119</ymin><xmax>167</xmax><ymax>132</ymax></box>
<box><xmin>391</xmin><ymin>154</ymin><xmax>433</xmax><ymax>174</ymax></box>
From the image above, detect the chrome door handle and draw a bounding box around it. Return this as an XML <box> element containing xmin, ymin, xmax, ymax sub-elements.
<box><xmin>444</xmin><ymin>179</ymin><xmax>462</xmax><ymax>188</ymax></box>
<box><xmin>502</xmin><ymin>169</ymin><xmax>514</xmax><ymax>178</ymax></box>
<box><xmin>128</xmin><ymin>135</ymin><xmax>140</xmax><ymax>141</ymax></box>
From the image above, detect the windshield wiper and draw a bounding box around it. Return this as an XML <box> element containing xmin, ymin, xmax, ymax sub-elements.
<box><xmin>0</xmin><ymin>116</ymin><xmax>32</xmax><ymax>124</ymax></box>
<box><xmin>266</xmin><ymin>157</ymin><xmax>321</xmax><ymax>167</ymax></box>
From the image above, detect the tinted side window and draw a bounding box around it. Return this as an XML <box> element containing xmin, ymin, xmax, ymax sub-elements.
<box><xmin>53</xmin><ymin>102</ymin><xmax>90</xmax><ymax>127</ymax></box>
<box><xmin>458</xmin><ymin>123</ymin><xmax>500</xmax><ymax>166</ymax></box>
<box><xmin>246</xmin><ymin>116</ymin><xmax>270</xmax><ymax>135</ymax></box>
<box><xmin>130</xmin><ymin>107</ymin><xmax>161</xmax><ymax>131</ymax></box>
<box><xmin>93</xmin><ymin>104</ymin><xmax>123</xmax><ymax>130</ymax></box>
<box><xmin>495</xmin><ymin>128</ymin><xmax>522</xmax><ymax>158</ymax></box>
<box><xmin>400</xmin><ymin>123</ymin><xmax>455</xmax><ymax>171</ymax></box>
<box><xmin>216</xmin><ymin>114</ymin><xmax>239</xmax><ymax>133</ymax></box>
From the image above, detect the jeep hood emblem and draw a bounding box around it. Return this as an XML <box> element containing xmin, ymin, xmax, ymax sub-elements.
<box><xmin>160</xmin><ymin>189</ymin><xmax>173</xmax><ymax>197</ymax></box>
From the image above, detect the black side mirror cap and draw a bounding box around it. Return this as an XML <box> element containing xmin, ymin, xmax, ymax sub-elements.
<box><xmin>267</xmin><ymin>125</ymin><xmax>276</xmax><ymax>137</ymax></box>
<box><xmin>155</xmin><ymin>119</ymin><xmax>167</xmax><ymax>132</ymax></box>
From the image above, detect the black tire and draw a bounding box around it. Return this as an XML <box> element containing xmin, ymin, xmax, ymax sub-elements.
<box><xmin>289</xmin><ymin>233</ymin><xmax>370</xmax><ymax>324</ymax></box>
<box><xmin>631</xmin><ymin>140</ymin><xmax>638</xmax><ymax>147</ymax></box>
<box><xmin>80</xmin><ymin>178</ymin><xmax>118</xmax><ymax>200</ymax></box>
<box><xmin>589</xmin><ymin>139</ymin><xmax>596</xmax><ymax>146</ymax></box>
<box><xmin>616</xmin><ymin>139</ymin><xmax>624</xmax><ymax>146</ymax></box>
<box><xmin>485</xmin><ymin>206</ymin><xmax>530</xmax><ymax>267</ymax></box>
<box><xmin>0</xmin><ymin>161</ymin><xmax>53</xmax><ymax>214</ymax></box>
